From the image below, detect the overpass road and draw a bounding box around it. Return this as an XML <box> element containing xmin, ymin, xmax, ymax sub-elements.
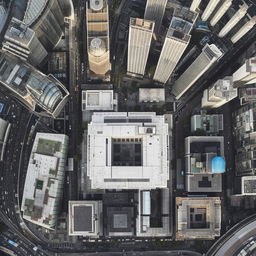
<box><xmin>207</xmin><ymin>214</ymin><xmax>256</xmax><ymax>256</ymax></box>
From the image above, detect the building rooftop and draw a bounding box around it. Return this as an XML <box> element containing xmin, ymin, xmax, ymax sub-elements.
<box><xmin>105</xmin><ymin>206</ymin><xmax>135</xmax><ymax>236</ymax></box>
<box><xmin>185</xmin><ymin>136</ymin><xmax>225</xmax><ymax>192</ymax></box>
<box><xmin>130</xmin><ymin>18</ymin><xmax>154</xmax><ymax>30</ymax></box>
<box><xmin>167</xmin><ymin>6</ymin><xmax>198</xmax><ymax>42</ymax></box>
<box><xmin>82</xmin><ymin>90</ymin><xmax>116</xmax><ymax>111</ymax></box>
<box><xmin>137</xmin><ymin>189</ymin><xmax>170</xmax><ymax>237</ymax></box>
<box><xmin>87</xmin><ymin>112</ymin><xmax>169</xmax><ymax>190</ymax></box>
<box><xmin>68</xmin><ymin>201</ymin><xmax>102</xmax><ymax>237</ymax></box>
<box><xmin>191</xmin><ymin>114</ymin><xmax>223</xmax><ymax>135</ymax></box>
<box><xmin>21</xmin><ymin>133</ymin><xmax>68</xmax><ymax>229</ymax></box>
<box><xmin>0</xmin><ymin>51</ymin><xmax>69</xmax><ymax>117</ymax></box>
<box><xmin>176</xmin><ymin>197</ymin><xmax>221</xmax><ymax>240</ymax></box>
<box><xmin>86</xmin><ymin>0</ymin><xmax>111</xmax><ymax>78</ymax></box>
<box><xmin>139</xmin><ymin>88</ymin><xmax>165</xmax><ymax>103</ymax></box>
<box><xmin>241</xmin><ymin>176</ymin><xmax>256</xmax><ymax>195</ymax></box>
<box><xmin>4</xmin><ymin>17</ymin><xmax>35</xmax><ymax>47</ymax></box>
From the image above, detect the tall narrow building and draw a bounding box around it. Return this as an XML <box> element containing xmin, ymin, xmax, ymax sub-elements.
<box><xmin>86</xmin><ymin>0</ymin><xmax>111</xmax><ymax>80</ymax></box>
<box><xmin>127</xmin><ymin>18</ymin><xmax>154</xmax><ymax>76</ymax></box>
<box><xmin>218</xmin><ymin>3</ymin><xmax>248</xmax><ymax>38</ymax></box>
<box><xmin>201</xmin><ymin>0</ymin><xmax>221</xmax><ymax>22</ymax></box>
<box><xmin>172</xmin><ymin>44</ymin><xmax>223</xmax><ymax>99</ymax></box>
<box><xmin>153</xmin><ymin>7</ymin><xmax>197</xmax><ymax>84</ymax></box>
<box><xmin>144</xmin><ymin>0</ymin><xmax>168</xmax><ymax>33</ymax></box>
<box><xmin>190</xmin><ymin>0</ymin><xmax>201</xmax><ymax>12</ymax></box>
<box><xmin>210</xmin><ymin>0</ymin><xmax>232</xmax><ymax>26</ymax></box>
<box><xmin>231</xmin><ymin>17</ymin><xmax>256</xmax><ymax>44</ymax></box>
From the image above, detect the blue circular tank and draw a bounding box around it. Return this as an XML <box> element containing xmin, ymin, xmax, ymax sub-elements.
<box><xmin>212</xmin><ymin>156</ymin><xmax>226</xmax><ymax>173</ymax></box>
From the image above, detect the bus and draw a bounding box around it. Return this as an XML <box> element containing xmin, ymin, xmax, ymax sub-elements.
<box><xmin>7</xmin><ymin>240</ymin><xmax>18</xmax><ymax>247</ymax></box>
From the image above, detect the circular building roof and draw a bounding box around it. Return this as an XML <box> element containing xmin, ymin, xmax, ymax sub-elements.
<box><xmin>90</xmin><ymin>0</ymin><xmax>103</xmax><ymax>11</ymax></box>
<box><xmin>90</xmin><ymin>38</ymin><xmax>106</xmax><ymax>57</ymax></box>
<box><xmin>212</xmin><ymin>156</ymin><xmax>226</xmax><ymax>173</ymax></box>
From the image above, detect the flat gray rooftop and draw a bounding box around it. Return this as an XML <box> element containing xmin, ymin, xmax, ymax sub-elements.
<box><xmin>74</xmin><ymin>205</ymin><xmax>92</xmax><ymax>232</ymax></box>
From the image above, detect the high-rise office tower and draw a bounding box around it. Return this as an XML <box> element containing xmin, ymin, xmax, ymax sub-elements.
<box><xmin>127</xmin><ymin>18</ymin><xmax>154</xmax><ymax>76</ymax></box>
<box><xmin>201</xmin><ymin>77</ymin><xmax>237</xmax><ymax>108</ymax></box>
<box><xmin>153</xmin><ymin>7</ymin><xmax>197</xmax><ymax>84</ymax></box>
<box><xmin>210</xmin><ymin>0</ymin><xmax>232</xmax><ymax>26</ymax></box>
<box><xmin>86</xmin><ymin>0</ymin><xmax>111</xmax><ymax>80</ymax></box>
<box><xmin>201</xmin><ymin>0</ymin><xmax>221</xmax><ymax>21</ymax></box>
<box><xmin>144</xmin><ymin>0</ymin><xmax>168</xmax><ymax>33</ymax></box>
<box><xmin>231</xmin><ymin>16</ymin><xmax>256</xmax><ymax>44</ymax></box>
<box><xmin>190</xmin><ymin>0</ymin><xmax>201</xmax><ymax>12</ymax></box>
<box><xmin>218</xmin><ymin>3</ymin><xmax>248</xmax><ymax>37</ymax></box>
<box><xmin>232</xmin><ymin>57</ymin><xmax>256</xmax><ymax>87</ymax></box>
<box><xmin>22</xmin><ymin>0</ymin><xmax>74</xmax><ymax>50</ymax></box>
<box><xmin>172</xmin><ymin>44</ymin><xmax>223</xmax><ymax>99</ymax></box>
<box><xmin>2</xmin><ymin>18</ymin><xmax>47</xmax><ymax>66</ymax></box>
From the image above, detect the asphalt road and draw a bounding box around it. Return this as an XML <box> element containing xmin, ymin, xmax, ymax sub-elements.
<box><xmin>207</xmin><ymin>214</ymin><xmax>256</xmax><ymax>256</ymax></box>
<box><xmin>58</xmin><ymin>251</ymin><xmax>203</xmax><ymax>256</ymax></box>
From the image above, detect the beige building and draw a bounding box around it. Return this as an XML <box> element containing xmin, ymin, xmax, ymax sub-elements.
<box><xmin>176</xmin><ymin>197</ymin><xmax>221</xmax><ymax>240</ymax></box>
<box><xmin>86</xmin><ymin>0</ymin><xmax>111</xmax><ymax>80</ymax></box>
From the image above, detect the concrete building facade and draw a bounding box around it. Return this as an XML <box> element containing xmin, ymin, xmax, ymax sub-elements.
<box><xmin>176</xmin><ymin>197</ymin><xmax>221</xmax><ymax>240</ymax></box>
<box><xmin>153</xmin><ymin>7</ymin><xmax>197</xmax><ymax>84</ymax></box>
<box><xmin>172</xmin><ymin>44</ymin><xmax>223</xmax><ymax>99</ymax></box>
<box><xmin>201</xmin><ymin>76</ymin><xmax>237</xmax><ymax>108</ymax></box>
<box><xmin>144</xmin><ymin>0</ymin><xmax>168</xmax><ymax>33</ymax></box>
<box><xmin>233</xmin><ymin>57</ymin><xmax>256</xmax><ymax>88</ymax></box>
<box><xmin>210</xmin><ymin>0</ymin><xmax>232</xmax><ymax>27</ymax></box>
<box><xmin>218</xmin><ymin>3</ymin><xmax>248</xmax><ymax>38</ymax></box>
<box><xmin>127</xmin><ymin>18</ymin><xmax>154</xmax><ymax>76</ymax></box>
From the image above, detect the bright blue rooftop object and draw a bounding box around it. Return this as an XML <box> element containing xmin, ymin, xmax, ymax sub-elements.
<box><xmin>212</xmin><ymin>156</ymin><xmax>226</xmax><ymax>173</ymax></box>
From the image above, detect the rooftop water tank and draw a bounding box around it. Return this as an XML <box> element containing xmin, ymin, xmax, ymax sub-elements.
<box><xmin>212</xmin><ymin>156</ymin><xmax>225</xmax><ymax>173</ymax></box>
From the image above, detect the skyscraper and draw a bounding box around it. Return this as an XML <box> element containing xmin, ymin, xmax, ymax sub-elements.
<box><xmin>218</xmin><ymin>3</ymin><xmax>248</xmax><ymax>38</ymax></box>
<box><xmin>172</xmin><ymin>44</ymin><xmax>223</xmax><ymax>99</ymax></box>
<box><xmin>231</xmin><ymin>16</ymin><xmax>256</xmax><ymax>44</ymax></box>
<box><xmin>22</xmin><ymin>0</ymin><xmax>73</xmax><ymax>50</ymax></box>
<box><xmin>144</xmin><ymin>0</ymin><xmax>168</xmax><ymax>33</ymax></box>
<box><xmin>190</xmin><ymin>0</ymin><xmax>202</xmax><ymax>12</ymax></box>
<box><xmin>210</xmin><ymin>0</ymin><xmax>232</xmax><ymax>26</ymax></box>
<box><xmin>201</xmin><ymin>0</ymin><xmax>221</xmax><ymax>22</ymax></box>
<box><xmin>127</xmin><ymin>18</ymin><xmax>154</xmax><ymax>76</ymax></box>
<box><xmin>153</xmin><ymin>7</ymin><xmax>197</xmax><ymax>84</ymax></box>
<box><xmin>86</xmin><ymin>0</ymin><xmax>111</xmax><ymax>80</ymax></box>
<box><xmin>3</xmin><ymin>18</ymin><xmax>47</xmax><ymax>66</ymax></box>
<box><xmin>232</xmin><ymin>57</ymin><xmax>256</xmax><ymax>87</ymax></box>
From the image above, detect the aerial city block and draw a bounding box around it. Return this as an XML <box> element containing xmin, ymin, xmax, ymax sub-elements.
<box><xmin>0</xmin><ymin>0</ymin><xmax>256</xmax><ymax>256</ymax></box>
